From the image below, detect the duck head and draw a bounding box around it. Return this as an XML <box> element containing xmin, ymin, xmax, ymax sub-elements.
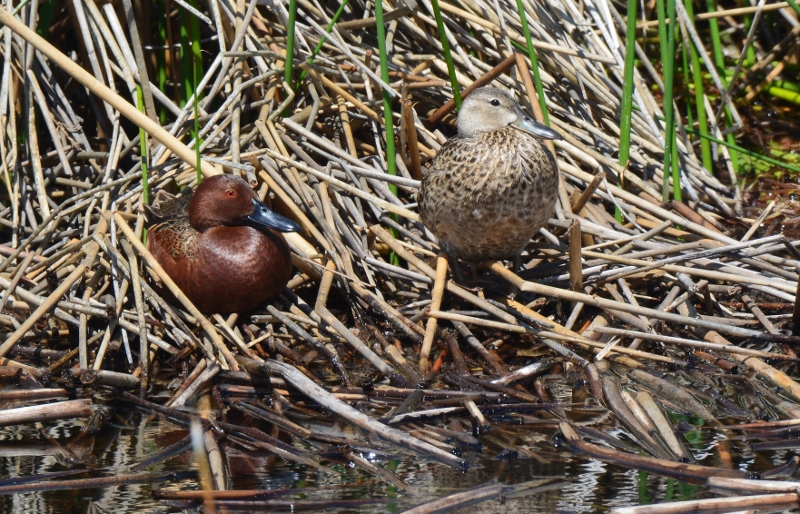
<box><xmin>188</xmin><ymin>174</ymin><xmax>301</xmax><ymax>233</ymax></box>
<box><xmin>456</xmin><ymin>86</ymin><xmax>562</xmax><ymax>141</ymax></box>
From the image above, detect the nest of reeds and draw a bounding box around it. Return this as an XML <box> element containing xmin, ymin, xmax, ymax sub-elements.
<box><xmin>3</xmin><ymin>0</ymin><xmax>800</xmax><ymax>510</ymax></box>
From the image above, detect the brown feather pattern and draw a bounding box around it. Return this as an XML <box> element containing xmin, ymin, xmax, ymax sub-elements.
<box><xmin>420</xmin><ymin>126</ymin><xmax>558</xmax><ymax>262</ymax></box>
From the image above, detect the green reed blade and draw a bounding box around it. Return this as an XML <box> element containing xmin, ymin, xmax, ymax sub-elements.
<box><xmin>618</xmin><ymin>0</ymin><xmax>637</xmax><ymax>171</ymax></box>
<box><xmin>680</xmin><ymin>35</ymin><xmax>694</xmax><ymax>133</ymax></box>
<box><xmin>193</xmin><ymin>54</ymin><xmax>202</xmax><ymax>185</ymax></box>
<box><xmin>34</xmin><ymin>0</ymin><xmax>55</xmax><ymax>37</ymax></box>
<box><xmin>659</xmin><ymin>0</ymin><xmax>680</xmax><ymax>202</ymax></box>
<box><xmin>375</xmin><ymin>0</ymin><xmax>396</xmax><ymax>185</ymax></box>
<box><xmin>156</xmin><ymin>0</ymin><xmax>168</xmax><ymax>124</ymax></box>
<box><xmin>179</xmin><ymin>0</ymin><xmax>204</xmax><ymax>108</ymax></box>
<box><xmin>685</xmin><ymin>128</ymin><xmax>800</xmax><ymax>174</ymax></box>
<box><xmin>137</xmin><ymin>86</ymin><xmax>149</xmax><ymax>242</ymax></box>
<box><xmin>767</xmin><ymin>86</ymin><xmax>800</xmax><ymax>106</ymax></box>
<box><xmin>742</xmin><ymin>14</ymin><xmax>757</xmax><ymax>68</ymax></box>
<box><xmin>683</xmin><ymin>0</ymin><xmax>711</xmax><ymax>173</ymax></box>
<box><xmin>297</xmin><ymin>0</ymin><xmax>349</xmax><ymax>88</ymax></box>
<box><xmin>655</xmin><ymin>0</ymin><xmax>668</xmax><ymax>56</ymax></box>
<box><xmin>704</xmin><ymin>0</ymin><xmax>738</xmax><ymax>173</ymax></box>
<box><xmin>137</xmin><ymin>86</ymin><xmax>149</xmax><ymax>206</ymax></box>
<box><xmin>671</xmin><ymin>139</ymin><xmax>679</xmax><ymax>200</ymax></box>
<box><xmin>513</xmin><ymin>0</ymin><xmax>549</xmax><ymax>124</ymax></box>
<box><xmin>376</xmin><ymin>0</ymin><xmax>400</xmax><ymax>265</ymax></box>
<box><xmin>617</xmin><ymin>0</ymin><xmax>637</xmax><ymax>222</ymax></box>
<box><xmin>285</xmin><ymin>0</ymin><xmax>297</xmax><ymax>90</ymax></box>
<box><xmin>771</xmin><ymin>80</ymin><xmax>800</xmax><ymax>93</ymax></box>
<box><xmin>190</xmin><ymin>47</ymin><xmax>204</xmax><ymax>100</ymax></box>
<box><xmin>179</xmin><ymin>8</ymin><xmax>190</xmax><ymax>107</ymax></box>
<box><xmin>430</xmin><ymin>0</ymin><xmax>462</xmax><ymax>110</ymax></box>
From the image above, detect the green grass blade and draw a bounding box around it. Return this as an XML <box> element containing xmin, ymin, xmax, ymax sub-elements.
<box><xmin>513</xmin><ymin>0</ymin><xmax>549</xmax><ymax>124</ymax></box>
<box><xmin>430</xmin><ymin>0</ymin><xmax>462</xmax><ymax>110</ymax></box>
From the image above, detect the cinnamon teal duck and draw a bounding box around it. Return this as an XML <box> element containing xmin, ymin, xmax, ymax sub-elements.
<box><xmin>419</xmin><ymin>86</ymin><xmax>561</xmax><ymax>269</ymax></box>
<box><xmin>146</xmin><ymin>174</ymin><xmax>300</xmax><ymax>314</ymax></box>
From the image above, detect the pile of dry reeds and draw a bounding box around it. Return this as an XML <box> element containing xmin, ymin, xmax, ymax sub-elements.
<box><xmin>2</xmin><ymin>0</ymin><xmax>800</xmax><ymax>510</ymax></box>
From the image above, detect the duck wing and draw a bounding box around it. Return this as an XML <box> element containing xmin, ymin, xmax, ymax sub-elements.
<box><xmin>146</xmin><ymin>188</ymin><xmax>194</xmax><ymax>223</ymax></box>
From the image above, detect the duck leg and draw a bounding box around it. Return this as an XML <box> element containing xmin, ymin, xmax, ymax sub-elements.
<box><xmin>468</xmin><ymin>262</ymin><xmax>481</xmax><ymax>282</ymax></box>
<box><xmin>512</xmin><ymin>253</ymin><xmax>522</xmax><ymax>274</ymax></box>
<box><xmin>447</xmin><ymin>254</ymin><xmax>483</xmax><ymax>288</ymax></box>
<box><xmin>448</xmin><ymin>253</ymin><xmax>466</xmax><ymax>283</ymax></box>
<box><xmin>508</xmin><ymin>252</ymin><xmax>523</xmax><ymax>298</ymax></box>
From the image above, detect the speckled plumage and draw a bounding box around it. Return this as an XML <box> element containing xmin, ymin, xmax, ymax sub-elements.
<box><xmin>146</xmin><ymin>174</ymin><xmax>298</xmax><ymax>315</ymax></box>
<box><xmin>148</xmin><ymin>188</ymin><xmax>198</xmax><ymax>259</ymax></box>
<box><xmin>419</xmin><ymin>87</ymin><xmax>560</xmax><ymax>263</ymax></box>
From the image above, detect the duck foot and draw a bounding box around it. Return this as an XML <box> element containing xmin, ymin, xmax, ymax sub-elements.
<box><xmin>447</xmin><ymin>258</ymin><xmax>488</xmax><ymax>292</ymax></box>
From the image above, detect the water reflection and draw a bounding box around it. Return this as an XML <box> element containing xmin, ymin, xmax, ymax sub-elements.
<box><xmin>0</xmin><ymin>407</ymin><xmax>796</xmax><ymax>513</ymax></box>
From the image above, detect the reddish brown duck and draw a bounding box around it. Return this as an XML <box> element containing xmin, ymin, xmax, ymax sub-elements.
<box><xmin>146</xmin><ymin>174</ymin><xmax>299</xmax><ymax>314</ymax></box>
<box><xmin>419</xmin><ymin>86</ymin><xmax>561</xmax><ymax>268</ymax></box>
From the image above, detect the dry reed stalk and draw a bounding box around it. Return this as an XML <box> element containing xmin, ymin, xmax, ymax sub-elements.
<box><xmin>112</xmin><ymin>212</ymin><xmax>237</xmax><ymax>370</ymax></box>
<box><xmin>0</xmin><ymin>265</ymin><xmax>86</xmax><ymax>358</ymax></box>
<box><xmin>420</xmin><ymin>253</ymin><xmax>448</xmax><ymax>372</ymax></box>
<box><xmin>266</xmin><ymin>358</ymin><xmax>463</xmax><ymax>466</ymax></box>
<box><xmin>0</xmin><ymin>398</ymin><xmax>93</xmax><ymax>426</ymax></box>
<box><xmin>610</xmin><ymin>493</ymin><xmax>800</xmax><ymax>514</ymax></box>
<box><xmin>560</xmin><ymin>422</ymin><xmax>747</xmax><ymax>481</ymax></box>
<box><xmin>0</xmin><ymin>8</ymin><xmax>221</xmax><ymax>177</ymax></box>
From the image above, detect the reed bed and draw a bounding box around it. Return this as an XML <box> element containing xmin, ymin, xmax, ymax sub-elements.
<box><xmin>2</xmin><ymin>0</ymin><xmax>800</xmax><ymax>510</ymax></box>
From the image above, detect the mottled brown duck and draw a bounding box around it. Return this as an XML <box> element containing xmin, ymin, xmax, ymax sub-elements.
<box><xmin>419</xmin><ymin>86</ymin><xmax>561</xmax><ymax>270</ymax></box>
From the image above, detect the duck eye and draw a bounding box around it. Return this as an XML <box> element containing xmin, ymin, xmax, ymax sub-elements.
<box><xmin>490</xmin><ymin>99</ymin><xmax>501</xmax><ymax>106</ymax></box>
<box><xmin>225</xmin><ymin>189</ymin><xmax>236</xmax><ymax>197</ymax></box>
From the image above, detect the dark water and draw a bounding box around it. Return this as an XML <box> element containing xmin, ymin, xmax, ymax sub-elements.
<box><xmin>1</xmin><ymin>404</ymin><xmax>797</xmax><ymax>514</ymax></box>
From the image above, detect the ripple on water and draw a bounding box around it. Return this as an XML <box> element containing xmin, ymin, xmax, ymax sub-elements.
<box><xmin>2</xmin><ymin>406</ymin><xmax>798</xmax><ymax>512</ymax></box>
